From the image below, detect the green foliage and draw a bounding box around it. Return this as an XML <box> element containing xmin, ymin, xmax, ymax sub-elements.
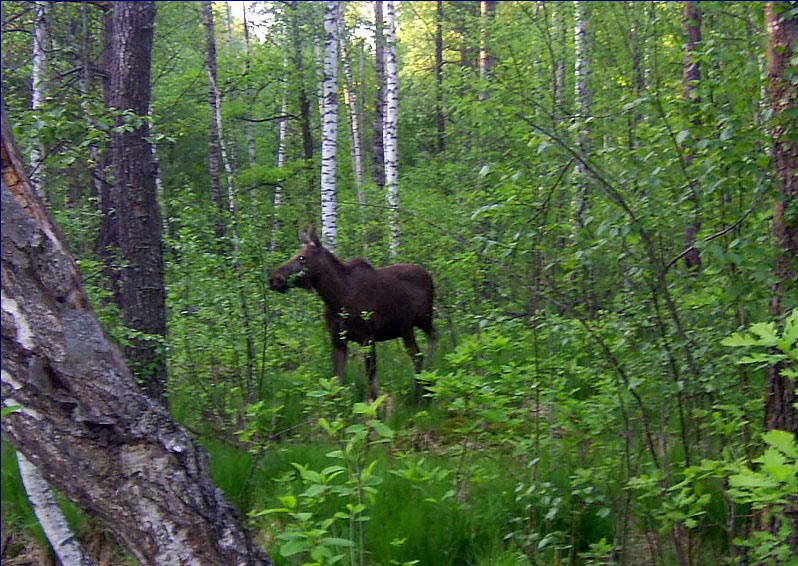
<box><xmin>2</xmin><ymin>1</ymin><xmax>794</xmax><ymax>564</ymax></box>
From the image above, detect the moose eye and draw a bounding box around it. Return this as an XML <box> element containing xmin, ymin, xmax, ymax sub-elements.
<box><xmin>298</xmin><ymin>255</ymin><xmax>306</xmax><ymax>262</ymax></box>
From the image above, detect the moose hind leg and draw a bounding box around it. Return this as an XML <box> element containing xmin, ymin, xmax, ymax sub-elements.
<box><xmin>365</xmin><ymin>342</ymin><xmax>378</xmax><ymax>402</ymax></box>
<box><xmin>403</xmin><ymin>332</ymin><xmax>426</xmax><ymax>404</ymax></box>
<box><xmin>333</xmin><ymin>341</ymin><xmax>348</xmax><ymax>386</ymax></box>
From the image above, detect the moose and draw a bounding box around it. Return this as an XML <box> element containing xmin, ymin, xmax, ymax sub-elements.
<box><xmin>270</xmin><ymin>228</ymin><xmax>436</xmax><ymax>402</ymax></box>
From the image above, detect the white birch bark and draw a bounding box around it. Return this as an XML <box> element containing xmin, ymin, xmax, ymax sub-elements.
<box><xmin>574</xmin><ymin>0</ymin><xmax>592</xmax><ymax>228</ymax></box>
<box><xmin>341</xmin><ymin>31</ymin><xmax>366</xmax><ymax>208</ymax></box>
<box><xmin>243</xmin><ymin>2</ymin><xmax>256</xmax><ymax>167</ymax></box>
<box><xmin>271</xmin><ymin>74</ymin><xmax>288</xmax><ymax>252</ymax></box>
<box><xmin>204</xmin><ymin>1</ymin><xmax>240</xmax><ymax>252</ymax></box>
<box><xmin>384</xmin><ymin>0</ymin><xmax>400</xmax><ymax>257</ymax></box>
<box><xmin>320</xmin><ymin>1</ymin><xmax>340</xmax><ymax>249</ymax></box>
<box><xmin>30</xmin><ymin>0</ymin><xmax>48</xmax><ymax>199</ymax></box>
<box><xmin>17</xmin><ymin>452</ymin><xmax>98</xmax><ymax>566</ymax></box>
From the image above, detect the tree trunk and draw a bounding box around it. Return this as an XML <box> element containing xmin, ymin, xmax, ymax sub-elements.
<box><xmin>16</xmin><ymin>452</ymin><xmax>98</xmax><ymax>566</ymax></box>
<box><xmin>242</xmin><ymin>2</ymin><xmax>257</xmax><ymax>168</ymax></box>
<box><xmin>320</xmin><ymin>1</ymin><xmax>340</xmax><ymax>249</ymax></box>
<box><xmin>682</xmin><ymin>0</ymin><xmax>702</xmax><ymax>271</ymax></box>
<box><xmin>203</xmin><ymin>0</ymin><xmax>228</xmax><ymax>236</ymax></box>
<box><xmin>374</xmin><ymin>0</ymin><xmax>386</xmax><ymax>190</ymax></box>
<box><xmin>553</xmin><ymin>1</ymin><xmax>568</xmax><ymax>123</ymax></box>
<box><xmin>204</xmin><ymin>0</ymin><xmax>255</xmax><ymax>402</ymax></box>
<box><xmin>100</xmin><ymin>1</ymin><xmax>168</xmax><ymax>405</ymax></box>
<box><xmin>384</xmin><ymin>0</ymin><xmax>400</xmax><ymax>258</ymax></box>
<box><xmin>436</xmin><ymin>0</ymin><xmax>446</xmax><ymax>154</ymax></box>
<box><xmin>1</xmin><ymin>111</ymin><xmax>273</xmax><ymax>566</ymax></box>
<box><xmin>79</xmin><ymin>2</ymin><xmax>103</xmax><ymax>205</ymax></box>
<box><xmin>271</xmin><ymin>64</ymin><xmax>289</xmax><ymax>253</ymax></box>
<box><xmin>573</xmin><ymin>0</ymin><xmax>592</xmax><ymax>230</ymax></box>
<box><xmin>765</xmin><ymin>2</ymin><xmax>798</xmax><ymax>432</ymax></box>
<box><xmin>479</xmin><ymin>0</ymin><xmax>496</xmax><ymax>101</ymax></box>
<box><xmin>30</xmin><ymin>0</ymin><xmax>48</xmax><ymax>200</ymax></box>
<box><xmin>341</xmin><ymin>31</ymin><xmax>366</xmax><ymax>209</ymax></box>
<box><xmin>764</xmin><ymin>0</ymin><xmax>798</xmax><ymax>554</ymax></box>
<box><xmin>291</xmin><ymin>1</ymin><xmax>315</xmax><ymax>166</ymax></box>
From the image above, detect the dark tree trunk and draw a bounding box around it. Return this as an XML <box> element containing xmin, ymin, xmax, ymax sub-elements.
<box><xmin>292</xmin><ymin>0</ymin><xmax>315</xmax><ymax>164</ymax></box>
<box><xmin>765</xmin><ymin>2</ymin><xmax>798</xmax><ymax>433</ymax></box>
<box><xmin>2</xmin><ymin>111</ymin><xmax>273</xmax><ymax>566</ymax></box>
<box><xmin>374</xmin><ymin>0</ymin><xmax>386</xmax><ymax>189</ymax></box>
<box><xmin>99</xmin><ymin>1</ymin><xmax>168</xmax><ymax>404</ymax></box>
<box><xmin>682</xmin><ymin>1</ymin><xmax>702</xmax><ymax>271</ymax></box>
<box><xmin>765</xmin><ymin>0</ymin><xmax>798</xmax><ymax>553</ymax></box>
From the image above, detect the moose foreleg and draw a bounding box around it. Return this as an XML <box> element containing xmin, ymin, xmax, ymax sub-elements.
<box><xmin>365</xmin><ymin>342</ymin><xmax>379</xmax><ymax>402</ymax></box>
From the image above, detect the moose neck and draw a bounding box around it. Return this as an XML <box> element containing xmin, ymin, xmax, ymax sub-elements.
<box><xmin>310</xmin><ymin>249</ymin><xmax>350</xmax><ymax>311</ymax></box>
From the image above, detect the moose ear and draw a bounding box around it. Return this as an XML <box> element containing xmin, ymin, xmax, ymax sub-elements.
<box><xmin>299</xmin><ymin>229</ymin><xmax>311</xmax><ymax>245</ymax></box>
<box><xmin>308</xmin><ymin>226</ymin><xmax>322</xmax><ymax>247</ymax></box>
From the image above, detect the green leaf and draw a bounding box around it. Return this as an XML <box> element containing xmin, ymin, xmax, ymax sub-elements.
<box><xmin>370</xmin><ymin>421</ymin><xmax>395</xmax><ymax>439</ymax></box>
<box><xmin>280</xmin><ymin>538</ymin><xmax>309</xmax><ymax>557</ymax></box>
<box><xmin>763</xmin><ymin>430</ymin><xmax>798</xmax><ymax>459</ymax></box>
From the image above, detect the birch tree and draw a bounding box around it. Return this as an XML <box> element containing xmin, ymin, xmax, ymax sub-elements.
<box><xmin>320</xmin><ymin>0</ymin><xmax>340</xmax><ymax>249</ymax></box>
<box><xmin>374</xmin><ymin>0</ymin><xmax>386</xmax><ymax>189</ymax></box>
<box><xmin>573</xmin><ymin>0</ymin><xmax>592</xmax><ymax>229</ymax></box>
<box><xmin>203</xmin><ymin>0</ymin><xmax>255</xmax><ymax>401</ymax></box>
<box><xmin>384</xmin><ymin>0</ymin><xmax>400</xmax><ymax>257</ymax></box>
<box><xmin>435</xmin><ymin>0</ymin><xmax>445</xmax><ymax>154</ymax></box>
<box><xmin>203</xmin><ymin>1</ymin><xmax>227</xmax><ymax>235</ymax></box>
<box><xmin>479</xmin><ymin>1</ymin><xmax>496</xmax><ymax>102</ymax></box>
<box><xmin>29</xmin><ymin>0</ymin><xmax>48</xmax><ymax>200</ymax></box>
<box><xmin>341</xmin><ymin>28</ymin><xmax>366</xmax><ymax>209</ymax></box>
<box><xmin>242</xmin><ymin>2</ymin><xmax>256</xmax><ymax>167</ymax></box>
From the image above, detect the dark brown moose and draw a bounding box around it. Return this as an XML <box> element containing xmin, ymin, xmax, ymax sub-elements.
<box><xmin>270</xmin><ymin>228</ymin><xmax>436</xmax><ymax>402</ymax></box>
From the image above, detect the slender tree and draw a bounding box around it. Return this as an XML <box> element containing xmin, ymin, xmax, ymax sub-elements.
<box><xmin>479</xmin><ymin>0</ymin><xmax>496</xmax><ymax>101</ymax></box>
<box><xmin>99</xmin><ymin>1</ymin><xmax>167</xmax><ymax>404</ymax></box>
<box><xmin>203</xmin><ymin>0</ymin><xmax>227</xmax><ymax>235</ymax></box>
<box><xmin>243</xmin><ymin>2</ymin><xmax>256</xmax><ymax>167</ymax></box>
<box><xmin>435</xmin><ymin>0</ymin><xmax>446</xmax><ymax>154</ymax></box>
<box><xmin>384</xmin><ymin>0</ymin><xmax>400</xmax><ymax>257</ymax></box>
<box><xmin>682</xmin><ymin>0</ymin><xmax>702</xmax><ymax>271</ymax></box>
<box><xmin>320</xmin><ymin>0</ymin><xmax>340</xmax><ymax>249</ymax></box>
<box><xmin>291</xmin><ymin>1</ymin><xmax>315</xmax><ymax>168</ymax></box>
<box><xmin>29</xmin><ymin>0</ymin><xmax>48</xmax><ymax>200</ymax></box>
<box><xmin>203</xmin><ymin>0</ymin><xmax>256</xmax><ymax>401</ymax></box>
<box><xmin>16</xmin><ymin>453</ymin><xmax>97</xmax><ymax>566</ymax></box>
<box><xmin>573</xmin><ymin>0</ymin><xmax>592</xmax><ymax>230</ymax></box>
<box><xmin>341</xmin><ymin>28</ymin><xmax>366</xmax><ymax>209</ymax></box>
<box><xmin>374</xmin><ymin>0</ymin><xmax>386</xmax><ymax>189</ymax></box>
